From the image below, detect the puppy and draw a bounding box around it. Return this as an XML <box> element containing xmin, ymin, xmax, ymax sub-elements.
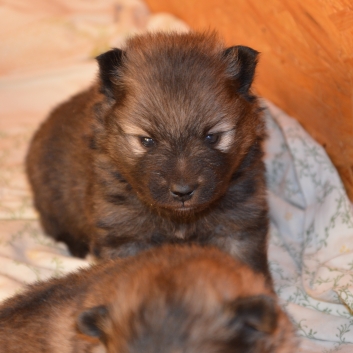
<box><xmin>0</xmin><ymin>245</ymin><xmax>296</xmax><ymax>353</ymax></box>
<box><xmin>26</xmin><ymin>32</ymin><xmax>269</xmax><ymax>278</ymax></box>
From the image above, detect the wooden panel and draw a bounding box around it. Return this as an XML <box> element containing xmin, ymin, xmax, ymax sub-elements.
<box><xmin>145</xmin><ymin>0</ymin><xmax>353</xmax><ymax>200</ymax></box>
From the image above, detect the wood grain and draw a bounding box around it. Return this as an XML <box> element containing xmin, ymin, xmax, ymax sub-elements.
<box><xmin>145</xmin><ymin>0</ymin><xmax>353</xmax><ymax>200</ymax></box>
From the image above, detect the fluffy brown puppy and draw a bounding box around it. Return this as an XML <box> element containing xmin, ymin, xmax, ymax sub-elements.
<box><xmin>0</xmin><ymin>245</ymin><xmax>296</xmax><ymax>353</ymax></box>
<box><xmin>26</xmin><ymin>32</ymin><xmax>269</xmax><ymax>277</ymax></box>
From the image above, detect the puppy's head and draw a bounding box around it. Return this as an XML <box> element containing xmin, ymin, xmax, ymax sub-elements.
<box><xmin>95</xmin><ymin>32</ymin><xmax>264</xmax><ymax>216</ymax></box>
<box><xmin>76</xmin><ymin>245</ymin><xmax>296</xmax><ymax>353</ymax></box>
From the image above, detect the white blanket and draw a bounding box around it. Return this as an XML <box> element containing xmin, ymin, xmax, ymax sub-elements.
<box><xmin>265</xmin><ymin>102</ymin><xmax>353</xmax><ymax>352</ymax></box>
<box><xmin>1</xmin><ymin>1</ymin><xmax>352</xmax><ymax>352</ymax></box>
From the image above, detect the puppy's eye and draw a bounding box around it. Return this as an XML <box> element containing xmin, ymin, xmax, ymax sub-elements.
<box><xmin>139</xmin><ymin>136</ymin><xmax>155</xmax><ymax>148</ymax></box>
<box><xmin>205</xmin><ymin>133</ymin><xmax>220</xmax><ymax>145</ymax></box>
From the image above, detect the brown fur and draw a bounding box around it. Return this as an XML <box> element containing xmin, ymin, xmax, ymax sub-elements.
<box><xmin>0</xmin><ymin>245</ymin><xmax>297</xmax><ymax>353</ymax></box>
<box><xmin>26</xmin><ymin>32</ymin><xmax>269</xmax><ymax>279</ymax></box>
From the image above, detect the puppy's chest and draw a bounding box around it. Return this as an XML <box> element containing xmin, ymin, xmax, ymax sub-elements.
<box><xmin>166</xmin><ymin>218</ymin><xmax>218</xmax><ymax>243</ymax></box>
<box><xmin>174</xmin><ymin>225</ymin><xmax>188</xmax><ymax>240</ymax></box>
<box><xmin>174</xmin><ymin>227</ymin><xmax>187</xmax><ymax>239</ymax></box>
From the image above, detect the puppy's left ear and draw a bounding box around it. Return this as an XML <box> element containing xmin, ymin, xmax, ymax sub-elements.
<box><xmin>223</xmin><ymin>45</ymin><xmax>259</xmax><ymax>98</ymax></box>
<box><xmin>77</xmin><ymin>305</ymin><xmax>109</xmax><ymax>338</ymax></box>
<box><xmin>96</xmin><ymin>48</ymin><xmax>124</xmax><ymax>99</ymax></box>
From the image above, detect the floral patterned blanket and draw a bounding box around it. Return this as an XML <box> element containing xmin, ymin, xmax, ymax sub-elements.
<box><xmin>1</xmin><ymin>1</ymin><xmax>352</xmax><ymax>352</ymax></box>
<box><xmin>265</xmin><ymin>101</ymin><xmax>353</xmax><ymax>352</ymax></box>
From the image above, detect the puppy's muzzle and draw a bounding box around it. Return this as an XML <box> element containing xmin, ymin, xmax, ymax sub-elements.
<box><xmin>170</xmin><ymin>183</ymin><xmax>197</xmax><ymax>202</ymax></box>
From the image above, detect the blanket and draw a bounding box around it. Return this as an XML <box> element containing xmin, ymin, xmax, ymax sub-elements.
<box><xmin>1</xmin><ymin>1</ymin><xmax>352</xmax><ymax>352</ymax></box>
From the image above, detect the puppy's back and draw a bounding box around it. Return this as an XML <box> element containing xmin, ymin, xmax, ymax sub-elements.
<box><xmin>0</xmin><ymin>245</ymin><xmax>296</xmax><ymax>353</ymax></box>
<box><xmin>105</xmin><ymin>246</ymin><xmax>296</xmax><ymax>353</ymax></box>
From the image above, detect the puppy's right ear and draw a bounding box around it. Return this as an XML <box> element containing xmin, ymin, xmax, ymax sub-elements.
<box><xmin>223</xmin><ymin>45</ymin><xmax>259</xmax><ymax>100</ymax></box>
<box><xmin>96</xmin><ymin>49</ymin><xmax>124</xmax><ymax>99</ymax></box>
<box><xmin>228</xmin><ymin>295</ymin><xmax>278</xmax><ymax>334</ymax></box>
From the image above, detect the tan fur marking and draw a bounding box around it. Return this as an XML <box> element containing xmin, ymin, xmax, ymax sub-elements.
<box><xmin>120</xmin><ymin>122</ymin><xmax>150</xmax><ymax>155</ymax></box>
<box><xmin>92</xmin><ymin>344</ymin><xmax>107</xmax><ymax>353</ymax></box>
<box><xmin>174</xmin><ymin>228</ymin><xmax>186</xmax><ymax>239</ymax></box>
<box><xmin>120</xmin><ymin>122</ymin><xmax>148</xmax><ymax>137</ymax></box>
<box><xmin>217</xmin><ymin>130</ymin><xmax>235</xmax><ymax>152</ymax></box>
<box><xmin>208</xmin><ymin>120</ymin><xmax>234</xmax><ymax>134</ymax></box>
<box><xmin>126</xmin><ymin>135</ymin><xmax>146</xmax><ymax>156</ymax></box>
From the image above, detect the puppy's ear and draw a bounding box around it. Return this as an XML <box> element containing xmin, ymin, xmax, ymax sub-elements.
<box><xmin>223</xmin><ymin>45</ymin><xmax>259</xmax><ymax>98</ymax></box>
<box><xmin>96</xmin><ymin>49</ymin><xmax>124</xmax><ymax>99</ymax></box>
<box><xmin>228</xmin><ymin>295</ymin><xmax>278</xmax><ymax>334</ymax></box>
<box><xmin>77</xmin><ymin>305</ymin><xmax>109</xmax><ymax>338</ymax></box>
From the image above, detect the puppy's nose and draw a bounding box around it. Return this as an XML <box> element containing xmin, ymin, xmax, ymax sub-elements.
<box><xmin>170</xmin><ymin>183</ymin><xmax>196</xmax><ymax>201</ymax></box>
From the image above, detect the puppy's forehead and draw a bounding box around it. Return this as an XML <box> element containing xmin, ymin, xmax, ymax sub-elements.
<box><xmin>119</xmin><ymin>32</ymin><xmax>237</xmax><ymax>135</ymax></box>
<box><xmin>123</xmin><ymin>31</ymin><xmax>224</xmax><ymax>68</ymax></box>
<box><xmin>120</xmin><ymin>94</ymin><xmax>233</xmax><ymax>139</ymax></box>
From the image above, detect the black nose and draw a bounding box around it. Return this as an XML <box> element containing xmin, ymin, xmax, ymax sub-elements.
<box><xmin>170</xmin><ymin>183</ymin><xmax>196</xmax><ymax>202</ymax></box>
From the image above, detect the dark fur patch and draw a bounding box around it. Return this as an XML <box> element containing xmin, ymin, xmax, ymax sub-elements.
<box><xmin>223</xmin><ymin>45</ymin><xmax>259</xmax><ymax>101</ymax></box>
<box><xmin>77</xmin><ymin>305</ymin><xmax>108</xmax><ymax>338</ymax></box>
<box><xmin>105</xmin><ymin>193</ymin><xmax>127</xmax><ymax>206</ymax></box>
<box><xmin>96</xmin><ymin>48</ymin><xmax>124</xmax><ymax>98</ymax></box>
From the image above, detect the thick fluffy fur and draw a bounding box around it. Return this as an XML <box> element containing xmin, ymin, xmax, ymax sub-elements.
<box><xmin>26</xmin><ymin>32</ymin><xmax>269</xmax><ymax>278</ymax></box>
<box><xmin>0</xmin><ymin>245</ymin><xmax>296</xmax><ymax>353</ymax></box>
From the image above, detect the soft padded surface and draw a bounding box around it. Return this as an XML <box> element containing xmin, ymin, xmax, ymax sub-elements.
<box><xmin>1</xmin><ymin>1</ymin><xmax>352</xmax><ymax>352</ymax></box>
<box><xmin>265</xmin><ymin>102</ymin><xmax>353</xmax><ymax>352</ymax></box>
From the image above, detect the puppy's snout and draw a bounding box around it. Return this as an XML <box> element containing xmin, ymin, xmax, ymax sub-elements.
<box><xmin>170</xmin><ymin>183</ymin><xmax>196</xmax><ymax>202</ymax></box>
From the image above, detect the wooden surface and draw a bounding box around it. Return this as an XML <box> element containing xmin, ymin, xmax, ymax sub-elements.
<box><xmin>145</xmin><ymin>0</ymin><xmax>353</xmax><ymax>200</ymax></box>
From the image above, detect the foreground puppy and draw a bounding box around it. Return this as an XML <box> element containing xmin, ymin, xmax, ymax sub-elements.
<box><xmin>26</xmin><ymin>31</ymin><xmax>269</xmax><ymax>277</ymax></box>
<box><xmin>0</xmin><ymin>245</ymin><xmax>296</xmax><ymax>353</ymax></box>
